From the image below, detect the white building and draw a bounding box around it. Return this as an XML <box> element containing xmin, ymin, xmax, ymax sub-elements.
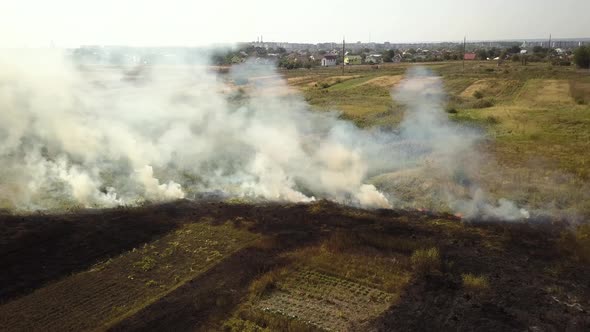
<box><xmin>321</xmin><ymin>55</ymin><xmax>338</xmax><ymax>67</ymax></box>
<box><xmin>365</xmin><ymin>54</ymin><xmax>383</xmax><ymax>64</ymax></box>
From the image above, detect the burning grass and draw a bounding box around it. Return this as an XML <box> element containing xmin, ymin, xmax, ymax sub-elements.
<box><xmin>287</xmin><ymin>61</ymin><xmax>590</xmax><ymax>217</ymax></box>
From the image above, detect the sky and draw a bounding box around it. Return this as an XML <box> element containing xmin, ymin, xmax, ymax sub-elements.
<box><xmin>1</xmin><ymin>0</ymin><xmax>589</xmax><ymax>47</ymax></box>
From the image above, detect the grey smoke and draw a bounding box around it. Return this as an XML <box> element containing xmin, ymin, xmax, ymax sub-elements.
<box><xmin>0</xmin><ymin>49</ymin><xmax>528</xmax><ymax>220</ymax></box>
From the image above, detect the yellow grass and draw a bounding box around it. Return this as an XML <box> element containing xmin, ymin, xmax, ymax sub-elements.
<box><xmin>360</xmin><ymin>75</ymin><xmax>404</xmax><ymax>88</ymax></box>
<box><xmin>410</xmin><ymin>247</ymin><xmax>441</xmax><ymax>275</ymax></box>
<box><xmin>459</xmin><ymin>79</ymin><xmax>519</xmax><ymax>99</ymax></box>
<box><xmin>462</xmin><ymin>273</ymin><xmax>490</xmax><ymax>293</ymax></box>
<box><xmin>516</xmin><ymin>79</ymin><xmax>573</xmax><ymax>105</ymax></box>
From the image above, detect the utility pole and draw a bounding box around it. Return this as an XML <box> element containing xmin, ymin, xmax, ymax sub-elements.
<box><xmin>342</xmin><ymin>37</ymin><xmax>345</xmax><ymax>74</ymax></box>
<box><xmin>462</xmin><ymin>36</ymin><xmax>466</xmax><ymax>71</ymax></box>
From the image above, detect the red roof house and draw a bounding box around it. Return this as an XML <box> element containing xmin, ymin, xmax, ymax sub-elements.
<box><xmin>464</xmin><ymin>53</ymin><xmax>477</xmax><ymax>60</ymax></box>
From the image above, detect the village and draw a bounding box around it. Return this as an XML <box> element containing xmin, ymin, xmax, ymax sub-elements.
<box><xmin>71</xmin><ymin>38</ymin><xmax>588</xmax><ymax>69</ymax></box>
<box><xmin>212</xmin><ymin>38</ymin><xmax>587</xmax><ymax>68</ymax></box>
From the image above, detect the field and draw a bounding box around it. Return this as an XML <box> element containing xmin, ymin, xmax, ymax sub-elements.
<box><xmin>285</xmin><ymin>61</ymin><xmax>590</xmax><ymax>217</ymax></box>
<box><xmin>1</xmin><ymin>61</ymin><xmax>590</xmax><ymax>331</ymax></box>
<box><xmin>1</xmin><ymin>200</ymin><xmax>589</xmax><ymax>331</ymax></box>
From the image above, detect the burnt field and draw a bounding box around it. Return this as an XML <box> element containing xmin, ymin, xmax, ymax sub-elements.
<box><xmin>1</xmin><ymin>200</ymin><xmax>588</xmax><ymax>331</ymax></box>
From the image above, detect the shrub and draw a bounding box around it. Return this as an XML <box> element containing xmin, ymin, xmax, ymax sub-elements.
<box><xmin>574</xmin><ymin>46</ymin><xmax>590</xmax><ymax>69</ymax></box>
<box><xmin>486</xmin><ymin>115</ymin><xmax>500</xmax><ymax>124</ymax></box>
<box><xmin>248</xmin><ymin>268</ymin><xmax>288</xmax><ymax>299</ymax></box>
<box><xmin>473</xmin><ymin>90</ymin><xmax>484</xmax><ymax>99</ymax></box>
<box><xmin>462</xmin><ymin>273</ymin><xmax>489</xmax><ymax>292</ymax></box>
<box><xmin>145</xmin><ymin>279</ymin><xmax>158</xmax><ymax>287</ymax></box>
<box><xmin>446</xmin><ymin>106</ymin><xmax>458</xmax><ymax>114</ymax></box>
<box><xmin>472</xmin><ymin>99</ymin><xmax>494</xmax><ymax>109</ymax></box>
<box><xmin>134</xmin><ymin>256</ymin><xmax>156</xmax><ymax>272</ymax></box>
<box><xmin>411</xmin><ymin>247</ymin><xmax>440</xmax><ymax>275</ymax></box>
<box><xmin>552</xmin><ymin>59</ymin><xmax>571</xmax><ymax>66</ymax></box>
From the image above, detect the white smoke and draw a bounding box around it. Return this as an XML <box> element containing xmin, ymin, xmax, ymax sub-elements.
<box><xmin>384</xmin><ymin>67</ymin><xmax>530</xmax><ymax>220</ymax></box>
<box><xmin>0</xmin><ymin>49</ymin><xmax>528</xmax><ymax>220</ymax></box>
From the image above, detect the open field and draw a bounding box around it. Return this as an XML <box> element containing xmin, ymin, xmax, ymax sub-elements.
<box><xmin>282</xmin><ymin>61</ymin><xmax>590</xmax><ymax>217</ymax></box>
<box><xmin>1</xmin><ymin>61</ymin><xmax>589</xmax><ymax>331</ymax></box>
<box><xmin>1</xmin><ymin>200</ymin><xmax>589</xmax><ymax>331</ymax></box>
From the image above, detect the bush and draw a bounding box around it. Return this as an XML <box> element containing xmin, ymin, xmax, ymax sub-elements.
<box><xmin>574</xmin><ymin>45</ymin><xmax>590</xmax><ymax>69</ymax></box>
<box><xmin>472</xmin><ymin>99</ymin><xmax>494</xmax><ymax>109</ymax></box>
<box><xmin>552</xmin><ymin>59</ymin><xmax>571</xmax><ymax>66</ymax></box>
<box><xmin>445</xmin><ymin>106</ymin><xmax>458</xmax><ymax>114</ymax></box>
<box><xmin>133</xmin><ymin>256</ymin><xmax>156</xmax><ymax>272</ymax></box>
<box><xmin>473</xmin><ymin>90</ymin><xmax>484</xmax><ymax>99</ymax></box>
<box><xmin>248</xmin><ymin>268</ymin><xmax>288</xmax><ymax>300</ymax></box>
<box><xmin>485</xmin><ymin>115</ymin><xmax>500</xmax><ymax>124</ymax></box>
<box><xmin>411</xmin><ymin>247</ymin><xmax>440</xmax><ymax>275</ymax></box>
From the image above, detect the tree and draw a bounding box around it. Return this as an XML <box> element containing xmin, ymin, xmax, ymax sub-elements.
<box><xmin>574</xmin><ymin>46</ymin><xmax>590</xmax><ymax>69</ymax></box>
<box><xmin>507</xmin><ymin>45</ymin><xmax>521</xmax><ymax>54</ymax></box>
<box><xmin>382</xmin><ymin>49</ymin><xmax>396</xmax><ymax>62</ymax></box>
<box><xmin>533</xmin><ymin>46</ymin><xmax>547</xmax><ymax>55</ymax></box>
<box><xmin>477</xmin><ymin>49</ymin><xmax>488</xmax><ymax>60</ymax></box>
<box><xmin>488</xmin><ymin>47</ymin><xmax>500</xmax><ymax>58</ymax></box>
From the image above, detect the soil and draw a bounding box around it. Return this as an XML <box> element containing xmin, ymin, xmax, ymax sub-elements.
<box><xmin>0</xmin><ymin>200</ymin><xmax>588</xmax><ymax>331</ymax></box>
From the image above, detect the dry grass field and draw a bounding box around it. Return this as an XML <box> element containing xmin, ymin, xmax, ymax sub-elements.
<box><xmin>1</xmin><ymin>61</ymin><xmax>589</xmax><ymax>331</ymax></box>
<box><xmin>283</xmin><ymin>61</ymin><xmax>590</xmax><ymax>217</ymax></box>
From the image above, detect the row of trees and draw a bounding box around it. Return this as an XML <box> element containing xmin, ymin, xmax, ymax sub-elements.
<box><xmin>574</xmin><ymin>46</ymin><xmax>590</xmax><ymax>69</ymax></box>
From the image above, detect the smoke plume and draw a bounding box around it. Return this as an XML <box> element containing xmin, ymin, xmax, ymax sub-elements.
<box><xmin>0</xmin><ymin>49</ymin><xmax>528</xmax><ymax>220</ymax></box>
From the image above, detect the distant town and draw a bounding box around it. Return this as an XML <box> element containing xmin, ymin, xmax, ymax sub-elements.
<box><xmin>71</xmin><ymin>38</ymin><xmax>590</xmax><ymax>68</ymax></box>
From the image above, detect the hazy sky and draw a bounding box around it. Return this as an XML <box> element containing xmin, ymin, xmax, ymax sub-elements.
<box><xmin>1</xmin><ymin>0</ymin><xmax>588</xmax><ymax>47</ymax></box>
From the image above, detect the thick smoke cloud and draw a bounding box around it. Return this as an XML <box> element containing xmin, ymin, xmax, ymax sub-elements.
<box><xmin>0</xmin><ymin>49</ymin><xmax>528</xmax><ymax>220</ymax></box>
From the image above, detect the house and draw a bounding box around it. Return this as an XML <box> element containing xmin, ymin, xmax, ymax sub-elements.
<box><xmin>344</xmin><ymin>55</ymin><xmax>362</xmax><ymax>65</ymax></box>
<box><xmin>365</xmin><ymin>54</ymin><xmax>383</xmax><ymax>64</ymax></box>
<box><xmin>392</xmin><ymin>54</ymin><xmax>403</xmax><ymax>63</ymax></box>
<box><xmin>464</xmin><ymin>53</ymin><xmax>477</xmax><ymax>60</ymax></box>
<box><xmin>321</xmin><ymin>55</ymin><xmax>338</xmax><ymax>67</ymax></box>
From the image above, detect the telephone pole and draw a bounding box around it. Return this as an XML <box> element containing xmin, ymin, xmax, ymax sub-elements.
<box><xmin>462</xmin><ymin>36</ymin><xmax>466</xmax><ymax>71</ymax></box>
<box><xmin>342</xmin><ymin>37</ymin><xmax>345</xmax><ymax>74</ymax></box>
